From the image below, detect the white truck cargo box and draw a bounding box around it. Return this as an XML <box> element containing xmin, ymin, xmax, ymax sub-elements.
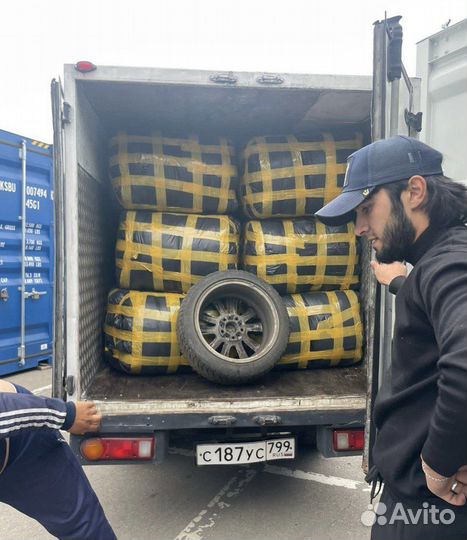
<box><xmin>51</xmin><ymin>15</ymin><xmax>420</xmax><ymax>467</ymax></box>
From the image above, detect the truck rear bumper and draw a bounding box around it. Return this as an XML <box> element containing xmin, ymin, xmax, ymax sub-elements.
<box><xmin>95</xmin><ymin>407</ymin><xmax>365</xmax><ymax>432</ymax></box>
<box><xmin>76</xmin><ymin>363</ymin><xmax>366</xmax><ymax>464</ymax></box>
<box><xmin>71</xmin><ymin>418</ymin><xmax>365</xmax><ymax>466</ymax></box>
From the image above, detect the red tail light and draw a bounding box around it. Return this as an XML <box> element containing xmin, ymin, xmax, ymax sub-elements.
<box><xmin>74</xmin><ymin>61</ymin><xmax>97</xmax><ymax>73</ymax></box>
<box><xmin>81</xmin><ymin>437</ymin><xmax>154</xmax><ymax>461</ymax></box>
<box><xmin>332</xmin><ymin>429</ymin><xmax>364</xmax><ymax>451</ymax></box>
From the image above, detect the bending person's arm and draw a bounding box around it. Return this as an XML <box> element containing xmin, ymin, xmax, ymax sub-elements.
<box><xmin>0</xmin><ymin>380</ymin><xmax>101</xmax><ymax>438</ymax></box>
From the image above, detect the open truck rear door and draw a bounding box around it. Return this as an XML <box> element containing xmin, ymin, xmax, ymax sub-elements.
<box><xmin>364</xmin><ymin>14</ymin><xmax>422</xmax><ymax>473</ymax></box>
<box><xmin>51</xmin><ymin>78</ymin><xmax>68</xmax><ymax>400</ymax></box>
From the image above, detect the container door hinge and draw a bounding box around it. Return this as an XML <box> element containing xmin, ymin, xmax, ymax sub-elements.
<box><xmin>65</xmin><ymin>375</ymin><xmax>75</xmax><ymax>396</ymax></box>
<box><xmin>62</xmin><ymin>102</ymin><xmax>71</xmax><ymax>126</ymax></box>
<box><xmin>404</xmin><ymin>109</ymin><xmax>423</xmax><ymax>132</ymax></box>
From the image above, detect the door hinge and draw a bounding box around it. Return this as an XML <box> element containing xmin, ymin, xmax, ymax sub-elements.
<box><xmin>386</xmin><ymin>15</ymin><xmax>403</xmax><ymax>82</ymax></box>
<box><xmin>62</xmin><ymin>102</ymin><xmax>71</xmax><ymax>126</ymax></box>
<box><xmin>404</xmin><ymin>109</ymin><xmax>423</xmax><ymax>132</ymax></box>
<box><xmin>65</xmin><ymin>375</ymin><xmax>75</xmax><ymax>395</ymax></box>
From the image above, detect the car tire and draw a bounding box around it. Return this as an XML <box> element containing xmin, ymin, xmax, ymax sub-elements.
<box><xmin>177</xmin><ymin>270</ymin><xmax>290</xmax><ymax>384</ymax></box>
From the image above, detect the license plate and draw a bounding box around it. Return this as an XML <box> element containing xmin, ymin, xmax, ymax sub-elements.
<box><xmin>196</xmin><ymin>437</ymin><xmax>295</xmax><ymax>465</ymax></box>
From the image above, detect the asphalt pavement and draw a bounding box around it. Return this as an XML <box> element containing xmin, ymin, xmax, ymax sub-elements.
<box><xmin>1</xmin><ymin>367</ymin><xmax>372</xmax><ymax>540</ymax></box>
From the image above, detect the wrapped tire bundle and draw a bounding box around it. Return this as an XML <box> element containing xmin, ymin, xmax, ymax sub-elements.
<box><xmin>104</xmin><ymin>289</ymin><xmax>189</xmax><ymax>374</ymax></box>
<box><xmin>109</xmin><ymin>132</ymin><xmax>238</xmax><ymax>214</ymax></box>
<box><xmin>116</xmin><ymin>211</ymin><xmax>240</xmax><ymax>293</ymax></box>
<box><xmin>277</xmin><ymin>290</ymin><xmax>363</xmax><ymax>370</ymax></box>
<box><xmin>243</xmin><ymin>218</ymin><xmax>359</xmax><ymax>295</ymax></box>
<box><xmin>240</xmin><ymin>132</ymin><xmax>363</xmax><ymax>218</ymax></box>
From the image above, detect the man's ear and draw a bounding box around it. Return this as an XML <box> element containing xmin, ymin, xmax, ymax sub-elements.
<box><xmin>406</xmin><ymin>175</ymin><xmax>428</xmax><ymax>210</ymax></box>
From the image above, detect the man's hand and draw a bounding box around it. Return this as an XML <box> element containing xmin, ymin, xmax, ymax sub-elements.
<box><xmin>370</xmin><ymin>260</ymin><xmax>407</xmax><ymax>286</ymax></box>
<box><xmin>69</xmin><ymin>401</ymin><xmax>102</xmax><ymax>435</ymax></box>
<box><xmin>421</xmin><ymin>457</ymin><xmax>467</xmax><ymax>506</ymax></box>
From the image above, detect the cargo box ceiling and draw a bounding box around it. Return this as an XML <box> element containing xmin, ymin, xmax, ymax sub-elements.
<box><xmin>78</xmin><ymin>77</ymin><xmax>372</xmax><ymax>140</ymax></box>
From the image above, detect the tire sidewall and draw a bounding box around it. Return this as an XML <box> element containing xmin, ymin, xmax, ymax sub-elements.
<box><xmin>177</xmin><ymin>271</ymin><xmax>290</xmax><ymax>384</ymax></box>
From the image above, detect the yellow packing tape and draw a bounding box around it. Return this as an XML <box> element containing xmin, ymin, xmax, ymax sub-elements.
<box><xmin>278</xmin><ymin>290</ymin><xmax>363</xmax><ymax>369</ymax></box>
<box><xmin>242</xmin><ymin>218</ymin><xmax>359</xmax><ymax>294</ymax></box>
<box><xmin>240</xmin><ymin>132</ymin><xmax>363</xmax><ymax>218</ymax></box>
<box><xmin>117</xmin><ymin>212</ymin><xmax>239</xmax><ymax>293</ymax></box>
<box><xmin>110</xmin><ymin>132</ymin><xmax>238</xmax><ymax>214</ymax></box>
<box><xmin>104</xmin><ymin>289</ymin><xmax>189</xmax><ymax>374</ymax></box>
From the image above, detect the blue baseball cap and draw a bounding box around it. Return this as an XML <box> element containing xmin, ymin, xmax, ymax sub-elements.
<box><xmin>315</xmin><ymin>136</ymin><xmax>443</xmax><ymax>224</ymax></box>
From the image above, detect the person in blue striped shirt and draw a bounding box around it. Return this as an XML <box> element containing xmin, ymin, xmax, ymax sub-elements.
<box><xmin>0</xmin><ymin>379</ymin><xmax>116</xmax><ymax>540</ymax></box>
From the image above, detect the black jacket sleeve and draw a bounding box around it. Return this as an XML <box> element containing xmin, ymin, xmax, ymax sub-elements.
<box><xmin>419</xmin><ymin>250</ymin><xmax>467</xmax><ymax>476</ymax></box>
<box><xmin>389</xmin><ymin>276</ymin><xmax>406</xmax><ymax>295</ymax></box>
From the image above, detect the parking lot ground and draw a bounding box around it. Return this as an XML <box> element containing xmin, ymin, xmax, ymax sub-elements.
<box><xmin>1</xmin><ymin>368</ymin><xmax>373</xmax><ymax>540</ymax></box>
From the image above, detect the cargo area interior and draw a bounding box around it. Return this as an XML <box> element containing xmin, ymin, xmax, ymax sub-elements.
<box><xmin>73</xmin><ymin>75</ymin><xmax>374</xmax><ymax>409</ymax></box>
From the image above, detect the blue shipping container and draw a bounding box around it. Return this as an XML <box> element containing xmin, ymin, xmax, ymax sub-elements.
<box><xmin>0</xmin><ymin>129</ymin><xmax>54</xmax><ymax>376</ymax></box>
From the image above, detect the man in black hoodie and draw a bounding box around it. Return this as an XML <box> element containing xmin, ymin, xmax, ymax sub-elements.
<box><xmin>316</xmin><ymin>136</ymin><xmax>467</xmax><ymax>540</ymax></box>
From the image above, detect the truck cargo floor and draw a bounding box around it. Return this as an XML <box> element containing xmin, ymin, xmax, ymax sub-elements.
<box><xmin>85</xmin><ymin>364</ymin><xmax>366</xmax><ymax>403</ymax></box>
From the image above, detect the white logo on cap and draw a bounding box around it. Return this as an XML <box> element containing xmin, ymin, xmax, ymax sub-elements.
<box><xmin>343</xmin><ymin>159</ymin><xmax>352</xmax><ymax>187</ymax></box>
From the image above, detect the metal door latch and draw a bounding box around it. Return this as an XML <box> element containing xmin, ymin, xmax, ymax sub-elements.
<box><xmin>24</xmin><ymin>288</ymin><xmax>47</xmax><ymax>300</ymax></box>
<box><xmin>0</xmin><ymin>288</ymin><xmax>8</xmax><ymax>302</ymax></box>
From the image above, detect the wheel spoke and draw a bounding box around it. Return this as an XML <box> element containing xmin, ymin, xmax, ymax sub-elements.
<box><xmin>243</xmin><ymin>335</ymin><xmax>260</xmax><ymax>352</ymax></box>
<box><xmin>201</xmin><ymin>313</ymin><xmax>218</xmax><ymax>325</ymax></box>
<box><xmin>221</xmin><ymin>342</ymin><xmax>233</xmax><ymax>356</ymax></box>
<box><xmin>225</xmin><ymin>297</ymin><xmax>239</xmax><ymax>314</ymax></box>
<box><xmin>200</xmin><ymin>324</ymin><xmax>215</xmax><ymax>335</ymax></box>
<box><xmin>235</xmin><ymin>342</ymin><xmax>249</xmax><ymax>359</ymax></box>
<box><xmin>246</xmin><ymin>322</ymin><xmax>263</xmax><ymax>333</ymax></box>
<box><xmin>214</xmin><ymin>301</ymin><xmax>227</xmax><ymax>316</ymax></box>
<box><xmin>240</xmin><ymin>308</ymin><xmax>256</xmax><ymax>322</ymax></box>
<box><xmin>209</xmin><ymin>337</ymin><xmax>223</xmax><ymax>351</ymax></box>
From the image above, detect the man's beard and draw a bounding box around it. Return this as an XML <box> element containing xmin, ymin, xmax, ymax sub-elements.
<box><xmin>375</xmin><ymin>204</ymin><xmax>416</xmax><ymax>263</ymax></box>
